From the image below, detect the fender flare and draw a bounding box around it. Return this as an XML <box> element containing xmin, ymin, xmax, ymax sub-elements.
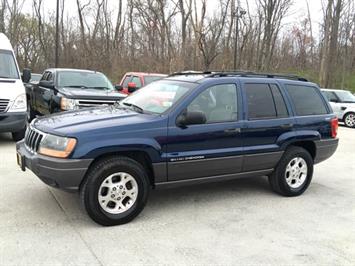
<box><xmin>74</xmin><ymin>138</ymin><xmax>163</xmax><ymax>163</ymax></box>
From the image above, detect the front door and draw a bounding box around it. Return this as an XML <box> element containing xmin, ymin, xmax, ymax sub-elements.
<box><xmin>166</xmin><ymin>83</ymin><xmax>244</xmax><ymax>181</ymax></box>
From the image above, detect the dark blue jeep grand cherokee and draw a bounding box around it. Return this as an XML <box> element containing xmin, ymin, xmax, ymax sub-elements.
<box><xmin>16</xmin><ymin>72</ymin><xmax>339</xmax><ymax>226</ymax></box>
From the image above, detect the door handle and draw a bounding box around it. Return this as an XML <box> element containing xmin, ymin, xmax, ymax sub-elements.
<box><xmin>224</xmin><ymin>128</ymin><xmax>241</xmax><ymax>134</ymax></box>
<box><xmin>280</xmin><ymin>123</ymin><xmax>293</xmax><ymax>129</ymax></box>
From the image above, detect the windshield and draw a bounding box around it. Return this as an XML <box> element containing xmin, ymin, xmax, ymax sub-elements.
<box><xmin>337</xmin><ymin>90</ymin><xmax>355</xmax><ymax>103</ymax></box>
<box><xmin>0</xmin><ymin>50</ymin><xmax>19</xmax><ymax>79</ymax></box>
<box><xmin>121</xmin><ymin>80</ymin><xmax>196</xmax><ymax>114</ymax></box>
<box><xmin>57</xmin><ymin>71</ymin><xmax>114</xmax><ymax>90</ymax></box>
<box><xmin>143</xmin><ymin>76</ymin><xmax>165</xmax><ymax>85</ymax></box>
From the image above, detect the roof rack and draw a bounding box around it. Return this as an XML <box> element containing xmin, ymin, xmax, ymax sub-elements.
<box><xmin>207</xmin><ymin>71</ymin><xmax>308</xmax><ymax>82</ymax></box>
<box><xmin>168</xmin><ymin>71</ymin><xmax>213</xmax><ymax>77</ymax></box>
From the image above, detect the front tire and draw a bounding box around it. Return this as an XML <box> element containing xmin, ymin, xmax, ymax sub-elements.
<box><xmin>268</xmin><ymin>146</ymin><xmax>313</xmax><ymax>197</ymax></box>
<box><xmin>80</xmin><ymin>156</ymin><xmax>150</xmax><ymax>226</ymax></box>
<box><xmin>344</xmin><ymin>112</ymin><xmax>355</xmax><ymax>128</ymax></box>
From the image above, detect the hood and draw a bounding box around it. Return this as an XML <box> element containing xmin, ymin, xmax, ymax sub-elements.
<box><xmin>0</xmin><ymin>79</ymin><xmax>25</xmax><ymax>101</ymax></box>
<box><xmin>33</xmin><ymin>106</ymin><xmax>157</xmax><ymax>136</ymax></box>
<box><xmin>58</xmin><ymin>87</ymin><xmax>127</xmax><ymax>100</ymax></box>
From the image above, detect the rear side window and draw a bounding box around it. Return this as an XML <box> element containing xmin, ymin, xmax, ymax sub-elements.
<box><xmin>270</xmin><ymin>84</ymin><xmax>288</xmax><ymax>118</ymax></box>
<box><xmin>286</xmin><ymin>85</ymin><xmax>328</xmax><ymax>116</ymax></box>
<box><xmin>245</xmin><ymin>83</ymin><xmax>276</xmax><ymax>119</ymax></box>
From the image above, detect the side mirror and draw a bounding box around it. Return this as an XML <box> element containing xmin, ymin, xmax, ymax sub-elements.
<box><xmin>330</xmin><ymin>99</ymin><xmax>338</xmax><ymax>103</ymax></box>
<box><xmin>127</xmin><ymin>82</ymin><xmax>137</xmax><ymax>93</ymax></box>
<box><xmin>115</xmin><ymin>84</ymin><xmax>123</xmax><ymax>91</ymax></box>
<box><xmin>22</xmin><ymin>68</ymin><xmax>31</xmax><ymax>83</ymax></box>
<box><xmin>39</xmin><ymin>80</ymin><xmax>54</xmax><ymax>89</ymax></box>
<box><xmin>177</xmin><ymin>110</ymin><xmax>207</xmax><ymax>127</ymax></box>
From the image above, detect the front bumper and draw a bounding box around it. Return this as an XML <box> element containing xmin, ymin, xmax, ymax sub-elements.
<box><xmin>314</xmin><ymin>138</ymin><xmax>339</xmax><ymax>164</ymax></box>
<box><xmin>0</xmin><ymin>112</ymin><xmax>26</xmax><ymax>133</ymax></box>
<box><xmin>16</xmin><ymin>141</ymin><xmax>93</xmax><ymax>192</ymax></box>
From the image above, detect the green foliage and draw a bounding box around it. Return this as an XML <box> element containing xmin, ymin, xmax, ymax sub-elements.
<box><xmin>278</xmin><ymin>68</ymin><xmax>355</xmax><ymax>93</ymax></box>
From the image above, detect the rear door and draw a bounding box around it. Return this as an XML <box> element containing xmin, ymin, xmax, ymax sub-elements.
<box><xmin>166</xmin><ymin>82</ymin><xmax>244</xmax><ymax>181</ymax></box>
<box><xmin>241</xmin><ymin>81</ymin><xmax>295</xmax><ymax>172</ymax></box>
<box><xmin>284</xmin><ymin>84</ymin><xmax>332</xmax><ymax>139</ymax></box>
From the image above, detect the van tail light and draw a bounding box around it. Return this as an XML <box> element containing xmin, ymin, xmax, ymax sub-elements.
<box><xmin>330</xmin><ymin>117</ymin><xmax>338</xmax><ymax>138</ymax></box>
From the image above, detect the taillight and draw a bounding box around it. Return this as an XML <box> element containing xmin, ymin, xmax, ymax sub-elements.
<box><xmin>330</xmin><ymin>117</ymin><xmax>338</xmax><ymax>138</ymax></box>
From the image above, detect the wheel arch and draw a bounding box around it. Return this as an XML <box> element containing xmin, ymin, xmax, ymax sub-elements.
<box><xmin>289</xmin><ymin>141</ymin><xmax>316</xmax><ymax>160</ymax></box>
<box><xmin>81</xmin><ymin>150</ymin><xmax>158</xmax><ymax>190</ymax></box>
<box><xmin>343</xmin><ymin>110</ymin><xmax>355</xmax><ymax>120</ymax></box>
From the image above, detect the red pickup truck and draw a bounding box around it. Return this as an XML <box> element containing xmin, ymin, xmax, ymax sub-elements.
<box><xmin>117</xmin><ymin>72</ymin><xmax>167</xmax><ymax>94</ymax></box>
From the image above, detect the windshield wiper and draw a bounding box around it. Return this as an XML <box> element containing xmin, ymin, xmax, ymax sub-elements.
<box><xmin>65</xmin><ymin>85</ymin><xmax>89</xmax><ymax>89</ymax></box>
<box><xmin>88</xmin><ymin>86</ymin><xmax>111</xmax><ymax>90</ymax></box>
<box><xmin>122</xmin><ymin>102</ymin><xmax>144</xmax><ymax>113</ymax></box>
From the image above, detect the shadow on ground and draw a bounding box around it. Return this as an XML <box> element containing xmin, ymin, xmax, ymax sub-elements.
<box><xmin>0</xmin><ymin>133</ymin><xmax>12</xmax><ymax>143</ymax></box>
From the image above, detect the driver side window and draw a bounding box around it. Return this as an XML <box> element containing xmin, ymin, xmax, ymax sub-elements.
<box><xmin>187</xmin><ymin>84</ymin><xmax>238</xmax><ymax>123</ymax></box>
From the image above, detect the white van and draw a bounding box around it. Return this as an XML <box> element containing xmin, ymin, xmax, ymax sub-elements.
<box><xmin>0</xmin><ymin>33</ymin><xmax>28</xmax><ymax>141</ymax></box>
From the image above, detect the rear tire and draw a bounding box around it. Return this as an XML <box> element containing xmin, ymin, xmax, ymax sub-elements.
<box><xmin>343</xmin><ymin>112</ymin><xmax>355</xmax><ymax>128</ymax></box>
<box><xmin>268</xmin><ymin>146</ymin><xmax>313</xmax><ymax>197</ymax></box>
<box><xmin>80</xmin><ymin>156</ymin><xmax>150</xmax><ymax>226</ymax></box>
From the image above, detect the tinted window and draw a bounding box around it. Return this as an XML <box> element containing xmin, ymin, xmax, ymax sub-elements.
<box><xmin>286</xmin><ymin>85</ymin><xmax>328</xmax><ymax>116</ymax></box>
<box><xmin>41</xmin><ymin>72</ymin><xmax>49</xmax><ymax>81</ymax></box>
<box><xmin>46</xmin><ymin>72</ymin><xmax>53</xmax><ymax>81</ymax></box>
<box><xmin>270</xmin><ymin>84</ymin><xmax>288</xmax><ymax>118</ymax></box>
<box><xmin>245</xmin><ymin>83</ymin><xmax>276</xmax><ymax>119</ymax></box>
<box><xmin>131</xmin><ymin>76</ymin><xmax>142</xmax><ymax>88</ymax></box>
<box><xmin>188</xmin><ymin>84</ymin><xmax>238</xmax><ymax>123</ymax></box>
<box><xmin>0</xmin><ymin>49</ymin><xmax>19</xmax><ymax>79</ymax></box>
<box><xmin>322</xmin><ymin>91</ymin><xmax>338</xmax><ymax>102</ymax></box>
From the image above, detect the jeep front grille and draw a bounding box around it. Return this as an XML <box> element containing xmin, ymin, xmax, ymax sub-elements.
<box><xmin>25</xmin><ymin>127</ymin><xmax>44</xmax><ymax>152</ymax></box>
<box><xmin>0</xmin><ymin>99</ymin><xmax>9</xmax><ymax>112</ymax></box>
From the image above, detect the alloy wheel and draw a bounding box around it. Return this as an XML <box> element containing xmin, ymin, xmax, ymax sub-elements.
<box><xmin>345</xmin><ymin>113</ymin><xmax>355</xmax><ymax>127</ymax></box>
<box><xmin>98</xmin><ymin>172</ymin><xmax>138</xmax><ymax>214</ymax></box>
<box><xmin>285</xmin><ymin>157</ymin><xmax>308</xmax><ymax>189</ymax></box>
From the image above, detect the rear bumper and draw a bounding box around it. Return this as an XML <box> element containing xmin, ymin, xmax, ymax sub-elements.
<box><xmin>314</xmin><ymin>138</ymin><xmax>339</xmax><ymax>164</ymax></box>
<box><xmin>0</xmin><ymin>112</ymin><xmax>26</xmax><ymax>133</ymax></box>
<box><xmin>16</xmin><ymin>141</ymin><xmax>93</xmax><ymax>192</ymax></box>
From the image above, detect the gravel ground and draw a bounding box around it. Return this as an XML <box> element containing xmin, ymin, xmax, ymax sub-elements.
<box><xmin>0</xmin><ymin>126</ymin><xmax>354</xmax><ymax>265</ymax></box>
